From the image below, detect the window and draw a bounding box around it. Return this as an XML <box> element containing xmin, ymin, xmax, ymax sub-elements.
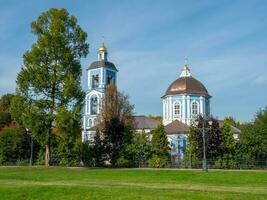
<box><xmin>88</xmin><ymin>119</ymin><xmax>92</xmax><ymax>127</ymax></box>
<box><xmin>192</xmin><ymin>101</ymin><xmax>198</xmax><ymax>115</ymax></box>
<box><xmin>93</xmin><ymin>118</ymin><xmax>97</xmax><ymax>126</ymax></box>
<box><xmin>174</xmin><ymin>102</ymin><xmax>181</xmax><ymax>115</ymax></box>
<box><xmin>107</xmin><ymin>75</ymin><xmax>113</xmax><ymax>85</ymax></box>
<box><xmin>90</xmin><ymin>96</ymin><xmax>98</xmax><ymax>114</ymax></box>
<box><xmin>92</xmin><ymin>75</ymin><xmax>99</xmax><ymax>88</ymax></box>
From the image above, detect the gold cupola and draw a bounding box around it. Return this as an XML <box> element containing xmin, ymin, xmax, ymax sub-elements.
<box><xmin>98</xmin><ymin>37</ymin><xmax>108</xmax><ymax>61</ymax></box>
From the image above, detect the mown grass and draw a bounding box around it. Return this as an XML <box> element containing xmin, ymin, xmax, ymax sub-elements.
<box><xmin>0</xmin><ymin>167</ymin><xmax>266</xmax><ymax>200</ymax></box>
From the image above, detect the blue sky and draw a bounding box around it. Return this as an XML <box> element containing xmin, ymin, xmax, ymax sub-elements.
<box><xmin>0</xmin><ymin>0</ymin><xmax>267</xmax><ymax>122</ymax></box>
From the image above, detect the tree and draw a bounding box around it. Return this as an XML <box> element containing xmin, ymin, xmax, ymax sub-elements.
<box><xmin>0</xmin><ymin>126</ymin><xmax>28</xmax><ymax>164</ymax></box>
<box><xmin>79</xmin><ymin>130</ymin><xmax>104</xmax><ymax>167</ymax></box>
<box><xmin>215</xmin><ymin>121</ymin><xmax>237</xmax><ymax>168</ymax></box>
<box><xmin>100</xmin><ymin>84</ymin><xmax>134</xmax><ymax>167</ymax></box>
<box><xmin>11</xmin><ymin>8</ymin><xmax>89</xmax><ymax>166</ymax></box>
<box><xmin>188</xmin><ymin>117</ymin><xmax>224</xmax><ymax>161</ymax></box>
<box><xmin>224</xmin><ymin>116</ymin><xmax>241</xmax><ymax>129</ymax></box>
<box><xmin>239</xmin><ymin>107</ymin><xmax>267</xmax><ymax>161</ymax></box>
<box><xmin>0</xmin><ymin>94</ymin><xmax>14</xmax><ymax>130</ymax></box>
<box><xmin>222</xmin><ymin>122</ymin><xmax>235</xmax><ymax>154</ymax></box>
<box><xmin>149</xmin><ymin>124</ymin><xmax>170</xmax><ymax>168</ymax></box>
<box><xmin>130</xmin><ymin>132</ymin><xmax>151</xmax><ymax>167</ymax></box>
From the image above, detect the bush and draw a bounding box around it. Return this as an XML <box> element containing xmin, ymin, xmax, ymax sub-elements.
<box><xmin>214</xmin><ymin>154</ymin><xmax>237</xmax><ymax>169</ymax></box>
<box><xmin>0</xmin><ymin>126</ymin><xmax>29</xmax><ymax>165</ymax></box>
<box><xmin>148</xmin><ymin>155</ymin><xmax>169</xmax><ymax>168</ymax></box>
<box><xmin>116</xmin><ymin>156</ymin><xmax>132</xmax><ymax>168</ymax></box>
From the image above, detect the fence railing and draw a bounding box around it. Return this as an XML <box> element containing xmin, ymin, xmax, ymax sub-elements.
<box><xmin>1</xmin><ymin>157</ymin><xmax>267</xmax><ymax>169</ymax></box>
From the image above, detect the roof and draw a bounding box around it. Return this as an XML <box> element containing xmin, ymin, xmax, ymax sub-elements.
<box><xmin>133</xmin><ymin>116</ymin><xmax>160</xmax><ymax>130</ymax></box>
<box><xmin>163</xmin><ymin>76</ymin><xmax>211</xmax><ymax>98</ymax></box>
<box><xmin>87</xmin><ymin>60</ymin><xmax>118</xmax><ymax>71</ymax></box>
<box><xmin>164</xmin><ymin>120</ymin><xmax>189</xmax><ymax>135</ymax></box>
<box><xmin>218</xmin><ymin>120</ymin><xmax>241</xmax><ymax>134</ymax></box>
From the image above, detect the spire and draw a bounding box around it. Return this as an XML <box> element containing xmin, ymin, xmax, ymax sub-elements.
<box><xmin>180</xmin><ymin>57</ymin><xmax>191</xmax><ymax>77</ymax></box>
<box><xmin>98</xmin><ymin>36</ymin><xmax>108</xmax><ymax>61</ymax></box>
<box><xmin>98</xmin><ymin>36</ymin><xmax>107</xmax><ymax>53</ymax></box>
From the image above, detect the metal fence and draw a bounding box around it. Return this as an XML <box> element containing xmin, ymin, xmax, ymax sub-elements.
<box><xmin>2</xmin><ymin>157</ymin><xmax>267</xmax><ymax>170</ymax></box>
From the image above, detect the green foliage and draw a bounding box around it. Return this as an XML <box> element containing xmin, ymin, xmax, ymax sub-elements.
<box><xmin>129</xmin><ymin>132</ymin><xmax>151</xmax><ymax>167</ymax></box>
<box><xmin>12</xmin><ymin>8</ymin><xmax>89</xmax><ymax>165</ymax></box>
<box><xmin>0</xmin><ymin>94</ymin><xmax>14</xmax><ymax>129</ymax></box>
<box><xmin>149</xmin><ymin>124</ymin><xmax>170</xmax><ymax>168</ymax></box>
<box><xmin>79</xmin><ymin>131</ymin><xmax>104</xmax><ymax>167</ymax></box>
<box><xmin>115</xmin><ymin>156</ymin><xmax>132</xmax><ymax>168</ymax></box>
<box><xmin>101</xmin><ymin>84</ymin><xmax>134</xmax><ymax>167</ymax></box>
<box><xmin>0</xmin><ymin>127</ymin><xmax>29</xmax><ymax>164</ymax></box>
<box><xmin>214</xmin><ymin>154</ymin><xmax>237</xmax><ymax>169</ymax></box>
<box><xmin>151</xmin><ymin>124</ymin><xmax>170</xmax><ymax>156</ymax></box>
<box><xmin>224</xmin><ymin>116</ymin><xmax>241</xmax><ymax>129</ymax></box>
<box><xmin>55</xmin><ymin>106</ymin><xmax>82</xmax><ymax>166</ymax></box>
<box><xmin>189</xmin><ymin>117</ymin><xmax>224</xmax><ymax>161</ymax></box>
<box><xmin>239</xmin><ymin>107</ymin><xmax>267</xmax><ymax>160</ymax></box>
<box><xmin>148</xmin><ymin>155</ymin><xmax>169</xmax><ymax>168</ymax></box>
<box><xmin>222</xmin><ymin>122</ymin><xmax>235</xmax><ymax>153</ymax></box>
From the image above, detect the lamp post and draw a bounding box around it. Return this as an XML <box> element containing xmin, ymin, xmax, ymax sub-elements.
<box><xmin>195</xmin><ymin>117</ymin><xmax>212</xmax><ymax>172</ymax></box>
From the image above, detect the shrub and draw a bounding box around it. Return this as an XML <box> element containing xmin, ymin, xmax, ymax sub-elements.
<box><xmin>116</xmin><ymin>156</ymin><xmax>132</xmax><ymax>168</ymax></box>
<box><xmin>148</xmin><ymin>155</ymin><xmax>169</xmax><ymax>168</ymax></box>
<box><xmin>214</xmin><ymin>154</ymin><xmax>237</xmax><ymax>169</ymax></box>
<box><xmin>0</xmin><ymin>126</ymin><xmax>29</xmax><ymax>165</ymax></box>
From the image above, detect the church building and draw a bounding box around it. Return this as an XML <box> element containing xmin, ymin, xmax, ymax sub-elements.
<box><xmin>161</xmin><ymin>62</ymin><xmax>212</xmax><ymax>162</ymax></box>
<box><xmin>82</xmin><ymin>41</ymin><xmax>118</xmax><ymax>141</ymax></box>
<box><xmin>81</xmin><ymin>42</ymin><xmax>240</xmax><ymax>163</ymax></box>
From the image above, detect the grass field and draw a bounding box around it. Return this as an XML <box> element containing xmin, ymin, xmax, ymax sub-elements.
<box><xmin>0</xmin><ymin>167</ymin><xmax>266</xmax><ymax>200</ymax></box>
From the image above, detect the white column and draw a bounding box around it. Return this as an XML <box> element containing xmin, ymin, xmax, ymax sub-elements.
<box><xmin>169</xmin><ymin>96</ymin><xmax>173</xmax><ymax>122</ymax></box>
<box><xmin>88</xmin><ymin>71</ymin><xmax>91</xmax><ymax>89</ymax></box>
<box><xmin>187</xmin><ymin>96</ymin><xmax>190</xmax><ymax>125</ymax></box>
<box><xmin>100</xmin><ymin>68</ymin><xmax>104</xmax><ymax>87</ymax></box>
<box><xmin>200</xmin><ymin>96</ymin><xmax>204</xmax><ymax>115</ymax></box>
<box><xmin>168</xmin><ymin>97</ymin><xmax>169</xmax><ymax>121</ymax></box>
<box><xmin>182</xmin><ymin>95</ymin><xmax>186</xmax><ymax>123</ymax></box>
<box><xmin>162</xmin><ymin>100</ymin><xmax>165</xmax><ymax>124</ymax></box>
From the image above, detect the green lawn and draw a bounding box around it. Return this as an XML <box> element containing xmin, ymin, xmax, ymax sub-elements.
<box><xmin>0</xmin><ymin>167</ymin><xmax>266</xmax><ymax>200</ymax></box>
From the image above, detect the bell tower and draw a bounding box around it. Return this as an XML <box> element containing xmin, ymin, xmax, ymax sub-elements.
<box><xmin>82</xmin><ymin>39</ymin><xmax>118</xmax><ymax>141</ymax></box>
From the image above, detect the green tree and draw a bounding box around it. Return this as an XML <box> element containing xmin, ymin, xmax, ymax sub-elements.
<box><xmin>222</xmin><ymin>122</ymin><xmax>235</xmax><ymax>154</ymax></box>
<box><xmin>0</xmin><ymin>126</ymin><xmax>28</xmax><ymax>164</ymax></box>
<box><xmin>100</xmin><ymin>84</ymin><xmax>134</xmax><ymax>167</ymax></box>
<box><xmin>215</xmin><ymin>121</ymin><xmax>237</xmax><ymax>168</ymax></box>
<box><xmin>130</xmin><ymin>132</ymin><xmax>151</xmax><ymax>167</ymax></box>
<box><xmin>0</xmin><ymin>94</ymin><xmax>14</xmax><ymax>129</ymax></box>
<box><xmin>189</xmin><ymin>117</ymin><xmax>224</xmax><ymax>161</ymax></box>
<box><xmin>79</xmin><ymin>130</ymin><xmax>104</xmax><ymax>167</ymax></box>
<box><xmin>224</xmin><ymin>116</ymin><xmax>241</xmax><ymax>129</ymax></box>
<box><xmin>149</xmin><ymin>124</ymin><xmax>170</xmax><ymax>168</ymax></box>
<box><xmin>239</xmin><ymin>107</ymin><xmax>267</xmax><ymax>161</ymax></box>
<box><xmin>11</xmin><ymin>8</ymin><xmax>89</xmax><ymax>166</ymax></box>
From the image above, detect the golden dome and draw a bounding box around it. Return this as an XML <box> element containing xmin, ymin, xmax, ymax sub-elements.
<box><xmin>99</xmin><ymin>43</ymin><xmax>107</xmax><ymax>52</ymax></box>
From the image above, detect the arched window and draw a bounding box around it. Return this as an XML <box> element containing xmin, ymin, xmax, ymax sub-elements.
<box><xmin>90</xmin><ymin>96</ymin><xmax>98</xmax><ymax>115</ymax></box>
<box><xmin>107</xmin><ymin>75</ymin><xmax>113</xmax><ymax>85</ymax></box>
<box><xmin>93</xmin><ymin>118</ymin><xmax>97</xmax><ymax>126</ymax></box>
<box><xmin>174</xmin><ymin>102</ymin><xmax>181</xmax><ymax>115</ymax></box>
<box><xmin>192</xmin><ymin>101</ymin><xmax>199</xmax><ymax>115</ymax></box>
<box><xmin>92</xmin><ymin>75</ymin><xmax>99</xmax><ymax>88</ymax></box>
<box><xmin>88</xmin><ymin>119</ymin><xmax>92</xmax><ymax>127</ymax></box>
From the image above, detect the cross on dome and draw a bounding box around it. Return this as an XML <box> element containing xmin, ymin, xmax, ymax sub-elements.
<box><xmin>180</xmin><ymin>57</ymin><xmax>191</xmax><ymax>77</ymax></box>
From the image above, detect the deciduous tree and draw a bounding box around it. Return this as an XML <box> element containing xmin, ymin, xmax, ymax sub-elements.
<box><xmin>100</xmin><ymin>84</ymin><xmax>134</xmax><ymax>167</ymax></box>
<box><xmin>11</xmin><ymin>8</ymin><xmax>89</xmax><ymax>166</ymax></box>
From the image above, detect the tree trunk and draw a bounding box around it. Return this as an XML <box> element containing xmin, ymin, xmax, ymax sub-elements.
<box><xmin>45</xmin><ymin>131</ymin><xmax>51</xmax><ymax>166</ymax></box>
<box><xmin>45</xmin><ymin>144</ymin><xmax>50</xmax><ymax>166</ymax></box>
